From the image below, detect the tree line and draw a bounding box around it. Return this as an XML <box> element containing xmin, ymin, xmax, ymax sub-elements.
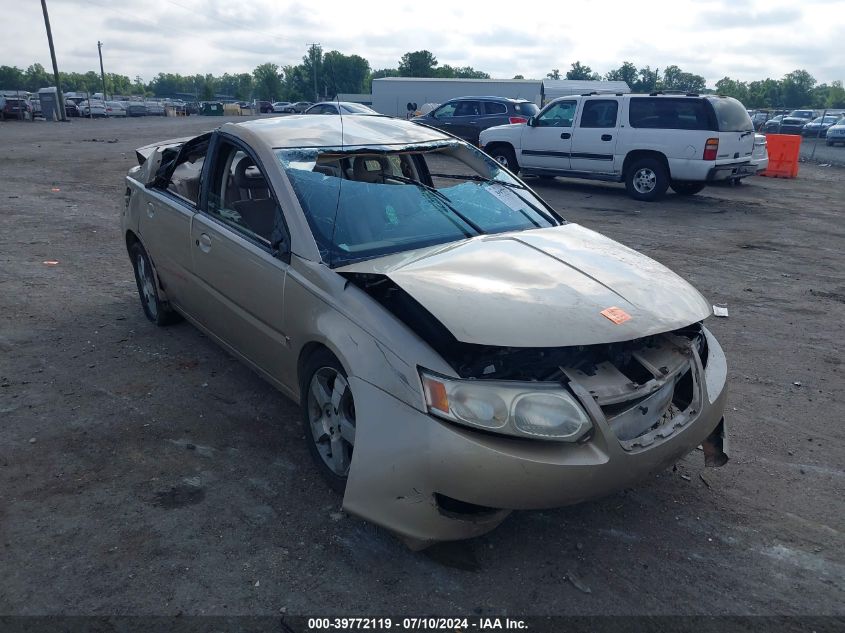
<box><xmin>1</xmin><ymin>48</ymin><xmax>842</xmax><ymax>109</ymax></box>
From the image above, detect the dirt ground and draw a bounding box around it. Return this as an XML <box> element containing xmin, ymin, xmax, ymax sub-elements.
<box><xmin>0</xmin><ymin>115</ymin><xmax>843</xmax><ymax>618</ymax></box>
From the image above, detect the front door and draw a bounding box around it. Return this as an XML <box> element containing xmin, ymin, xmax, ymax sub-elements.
<box><xmin>519</xmin><ymin>99</ymin><xmax>577</xmax><ymax>172</ymax></box>
<box><xmin>569</xmin><ymin>98</ymin><xmax>621</xmax><ymax>174</ymax></box>
<box><xmin>139</xmin><ymin>134</ymin><xmax>211</xmax><ymax>309</ymax></box>
<box><xmin>189</xmin><ymin>136</ymin><xmax>293</xmax><ymax>386</ymax></box>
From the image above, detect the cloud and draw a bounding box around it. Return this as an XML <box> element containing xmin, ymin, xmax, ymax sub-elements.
<box><xmin>3</xmin><ymin>0</ymin><xmax>842</xmax><ymax>86</ymax></box>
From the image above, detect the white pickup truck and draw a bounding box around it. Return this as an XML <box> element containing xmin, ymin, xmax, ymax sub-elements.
<box><xmin>480</xmin><ymin>93</ymin><xmax>758</xmax><ymax>200</ymax></box>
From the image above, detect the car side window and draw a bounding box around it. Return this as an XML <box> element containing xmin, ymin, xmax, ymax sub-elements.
<box><xmin>206</xmin><ymin>141</ymin><xmax>287</xmax><ymax>248</ymax></box>
<box><xmin>536</xmin><ymin>101</ymin><xmax>576</xmax><ymax>127</ymax></box>
<box><xmin>453</xmin><ymin>101</ymin><xmax>481</xmax><ymax>117</ymax></box>
<box><xmin>579</xmin><ymin>100</ymin><xmax>619</xmax><ymax>128</ymax></box>
<box><xmin>484</xmin><ymin>101</ymin><xmax>507</xmax><ymax>115</ymax></box>
<box><xmin>433</xmin><ymin>103</ymin><xmax>457</xmax><ymax>119</ymax></box>
<box><xmin>165</xmin><ymin>146</ymin><xmax>207</xmax><ymax>205</ymax></box>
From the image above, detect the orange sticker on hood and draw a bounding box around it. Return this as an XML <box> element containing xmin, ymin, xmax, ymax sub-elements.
<box><xmin>601</xmin><ymin>307</ymin><xmax>631</xmax><ymax>325</ymax></box>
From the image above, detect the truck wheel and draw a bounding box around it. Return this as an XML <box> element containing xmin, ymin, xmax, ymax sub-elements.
<box><xmin>670</xmin><ymin>181</ymin><xmax>706</xmax><ymax>195</ymax></box>
<box><xmin>625</xmin><ymin>158</ymin><xmax>669</xmax><ymax>201</ymax></box>
<box><xmin>487</xmin><ymin>145</ymin><xmax>519</xmax><ymax>173</ymax></box>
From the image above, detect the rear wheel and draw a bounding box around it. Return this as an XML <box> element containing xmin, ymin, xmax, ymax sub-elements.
<box><xmin>625</xmin><ymin>158</ymin><xmax>669</xmax><ymax>201</ymax></box>
<box><xmin>487</xmin><ymin>145</ymin><xmax>519</xmax><ymax>173</ymax></box>
<box><xmin>300</xmin><ymin>350</ymin><xmax>356</xmax><ymax>493</ymax></box>
<box><xmin>670</xmin><ymin>181</ymin><xmax>706</xmax><ymax>196</ymax></box>
<box><xmin>129</xmin><ymin>241</ymin><xmax>181</xmax><ymax>326</ymax></box>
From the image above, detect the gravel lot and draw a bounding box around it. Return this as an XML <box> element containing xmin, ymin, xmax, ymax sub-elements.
<box><xmin>1</xmin><ymin>116</ymin><xmax>843</xmax><ymax>619</ymax></box>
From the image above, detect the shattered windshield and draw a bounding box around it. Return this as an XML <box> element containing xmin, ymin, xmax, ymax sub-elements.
<box><xmin>277</xmin><ymin>142</ymin><xmax>561</xmax><ymax>266</ymax></box>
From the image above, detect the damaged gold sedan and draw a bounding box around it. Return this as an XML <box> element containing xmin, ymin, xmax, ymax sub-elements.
<box><xmin>122</xmin><ymin>115</ymin><xmax>728</xmax><ymax>549</ymax></box>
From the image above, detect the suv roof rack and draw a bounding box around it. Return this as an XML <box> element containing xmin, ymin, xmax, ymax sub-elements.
<box><xmin>649</xmin><ymin>91</ymin><xmax>664</xmax><ymax>96</ymax></box>
<box><xmin>580</xmin><ymin>91</ymin><xmax>601</xmax><ymax>96</ymax></box>
<box><xmin>686</xmin><ymin>93</ymin><xmax>700</xmax><ymax>97</ymax></box>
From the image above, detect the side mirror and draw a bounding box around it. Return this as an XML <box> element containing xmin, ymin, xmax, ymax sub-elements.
<box><xmin>527</xmin><ymin>117</ymin><xmax>536</xmax><ymax>127</ymax></box>
<box><xmin>271</xmin><ymin>233</ymin><xmax>291</xmax><ymax>263</ymax></box>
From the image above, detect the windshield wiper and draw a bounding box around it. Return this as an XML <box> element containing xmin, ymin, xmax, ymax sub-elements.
<box><xmin>428</xmin><ymin>173</ymin><xmax>528</xmax><ymax>190</ymax></box>
<box><xmin>383</xmin><ymin>174</ymin><xmax>485</xmax><ymax>235</ymax></box>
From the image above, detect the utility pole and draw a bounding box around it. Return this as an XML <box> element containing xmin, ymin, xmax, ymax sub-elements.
<box><xmin>40</xmin><ymin>0</ymin><xmax>67</xmax><ymax>121</ymax></box>
<box><xmin>97</xmin><ymin>41</ymin><xmax>107</xmax><ymax>100</ymax></box>
<box><xmin>309</xmin><ymin>43</ymin><xmax>320</xmax><ymax>102</ymax></box>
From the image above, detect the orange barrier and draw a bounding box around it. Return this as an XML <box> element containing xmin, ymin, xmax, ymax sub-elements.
<box><xmin>760</xmin><ymin>134</ymin><xmax>801</xmax><ymax>178</ymax></box>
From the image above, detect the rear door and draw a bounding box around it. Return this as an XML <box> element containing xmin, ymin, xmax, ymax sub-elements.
<box><xmin>708</xmin><ymin>97</ymin><xmax>755</xmax><ymax>164</ymax></box>
<box><xmin>519</xmin><ymin>99</ymin><xmax>577</xmax><ymax>172</ymax></box>
<box><xmin>569</xmin><ymin>97</ymin><xmax>621</xmax><ymax>174</ymax></box>
<box><xmin>448</xmin><ymin>100</ymin><xmax>484</xmax><ymax>143</ymax></box>
<box><xmin>188</xmin><ymin>134</ymin><xmax>294</xmax><ymax>385</ymax></box>
<box><xmin>481</xmin><ymin>100</ymin><xmax>509</xmax><ymax>132</ymax></box>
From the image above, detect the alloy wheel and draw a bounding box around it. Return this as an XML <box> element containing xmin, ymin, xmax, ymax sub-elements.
<box><xmin>307</xmin><ymin>367</ymin><xmax>355</xmax><ymax>477</ymax></box>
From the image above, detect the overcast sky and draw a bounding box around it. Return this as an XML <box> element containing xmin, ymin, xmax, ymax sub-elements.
<box><xmin>6</xmin><ymin>0</ymin><xmax>844</xmax><ymax>86</ymax></box>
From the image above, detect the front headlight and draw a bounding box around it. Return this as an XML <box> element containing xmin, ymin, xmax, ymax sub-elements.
<box><xmin>420</xmin><ymin>370</ymin><xmax>592</xmax><ymax>442</ymax></box>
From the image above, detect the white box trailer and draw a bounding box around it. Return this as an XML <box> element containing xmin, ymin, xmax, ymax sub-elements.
<box><xmin>372</xmin><ymin>78</ymin><xmax>543</xmax><ymax>117</ymax></box>
<box><xmin>371</xmin><ymin>78</ymin><xmax>630</xmax><ymax>117</ymax></box>
<box><xmin>541</xmin><ymin>80</ymin><xmax>630</xmax><ymax>103</ymax></box>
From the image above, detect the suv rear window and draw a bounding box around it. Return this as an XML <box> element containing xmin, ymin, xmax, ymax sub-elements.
<box><xmin>514</xmin><ymin>102</ymin><xmax>539</xmax><ymax>116</ymax></box>
<box><xmin>629</xmin><ymin>98</ymin><xmax>715</xmax><ymax>131</ymax></box>
<box><xmin>709</xmin><ymin>97</ymin><xmax>753</xmax><ymax>132</ymax></box>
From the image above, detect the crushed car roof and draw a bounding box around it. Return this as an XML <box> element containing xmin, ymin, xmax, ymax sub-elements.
<box><xmin>223</xmin><ymin>114</ymin><xmax>452</xmax><ymax>149</ymax></box>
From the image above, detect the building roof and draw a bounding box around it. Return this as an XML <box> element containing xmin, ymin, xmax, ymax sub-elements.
<box><xmin>373</xmin><ymin>77</ymin><xmax>539</xmax><ymax>84</ymax></box>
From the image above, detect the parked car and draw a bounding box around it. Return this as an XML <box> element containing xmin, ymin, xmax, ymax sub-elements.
<box><xmin>761</xmin><ymin>114</ymin><xmax>783</xmax><ymax>130</ymax></box>
<box><xmin>413</xmin><ymin>96</ymin><xmax>540</xmax><ymax>145</ymax></box>
<box><xmin>749</xmin><ymin>111</ymin><xmax>770</xmax><ymax>130</ymax></box>
<box><xmin>144</xmin><ymin>101</ymin><xmax>165</xmax><ymax>116</ymax></box>
<box><xmin>272</xmin><ymin>101</ymin><xmax>292</xmax><ymax>113</ymax></box>
<box><xmin>105</xmin><ymin>101</ymin><xmax>127</xmax><ymax>117</ymax></box>
<box><xmin>30</xmin><ymin>98</ymin><xmax>42</xmax><ymax>118</ymax></box>
<box><xmin>763</xmin><ymin>116</ymin><xmax>808</xmax><ymax>135</ymax></box>
<box><xmin>304</xmin><ymin>101</ymin><xmax>378</xmax><ymax>115</ymax></box>
<box><xmin>826</xmin><ymin>118</ymin><xmax>845</xmax><ymax>146</ymax></box>
<box><xmin>122</xmin><ymin>115</ymin><xmax>729</xmax><ymax>548</ymax></box>
<box><xmin>65</xmin><ymin>100</ymin><xmax>82</xmax><ymax>118</ymax></box>
<box><xmin>80</xmin><ymin>100</ymin><xmax>108</xmax><ymax>118</ymax></box>
<box><xmin>787</xmin><ymin>109</ymin><xmax>817</xmax><ymax>121</ymax></box>
<box><xmin>256</xmin><ymin>100</ymin><xmax>274</xmax><ymax>113</ymax></box>
<box><xmin>2</xmin><ymin>97</ymin><xmax>32</xmax><ymax>120</ymax></box>
<box><xmin>287</xmin><ymin>101</ymin><xmax>312</xmax><ymax>113</ymax></box>
<box><xmin>123</xmin><ymin>102</ymin><xmax>148</xmax><ymax>117</ymax></box>
<box><xmin>802</xmin><ymin>115</ymin><xmax>843</xmax><ymax>137</ymax></box>
<box><xmin>481</xmin><ymin>93</ymin><xmax>756</xmax><ymax>200</ymax></box>
<box><xmin>185</xmin><ymin>101</ymin><xmax>199</xmax><ymax>115</ymax></box>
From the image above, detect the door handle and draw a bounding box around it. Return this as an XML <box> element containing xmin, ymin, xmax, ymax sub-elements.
<box><xmin>196</xmin><ymin>233</ymin><xmax>212</xmax><ymax>253</ymax></box>
<box><xmin>601</xmin><ymin>134</ymin><xmax>613</xmax><ymax>141</ymax></box>
<box><xmin>146</xmin><ymin>201</ymin><xmax>155</xmax><ymax>218</ymax></box>
<box><xmin>560</xmin><ymin>132</ymin><xmax>571</xmax><ymax>139</ymax></box>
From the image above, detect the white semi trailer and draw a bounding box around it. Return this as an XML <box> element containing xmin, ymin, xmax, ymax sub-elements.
<box><xmin>371</xmin><ymin>78</ymin><xmax>630</xmax><ymax>117</ymax></box>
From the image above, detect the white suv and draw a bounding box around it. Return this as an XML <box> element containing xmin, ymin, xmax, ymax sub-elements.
<box><xmin>480</xmin><ymin>94</ymin><xmax>757</xmax><ymax>200</ymax></box>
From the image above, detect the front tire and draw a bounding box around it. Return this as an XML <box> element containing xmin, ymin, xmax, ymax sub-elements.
<box><xmin>129</xmin><ymin>241</ymin><xmax>181</xmax><ymax>326</ymax></box>
<box><xmin>487</xmin><ymin>145</ymin><xmax>519</xmax><ymax>173</ymax></box>
<box><xmin>625</xmin><ymin>158</ymin><xmax>669</xmax><ymax>201</ymax></box>
<box><xmin>300</xmin><ymin>350</ymin><xmax>356</xmax><ymax>494</ymax></box>
<box><xmin>670</xmin><ymin>181</ymin><xmax>706</xmax><ymax>195</ymax></box>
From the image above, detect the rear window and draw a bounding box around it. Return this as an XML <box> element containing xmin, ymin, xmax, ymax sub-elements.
<box><xmin>629</xmin><ymin>98</ymin><xmax>715</xmax><ymax>130</ymax></box>
<box><xmin>514</xmin><ymin>102</ymin><xmax>539</xmax><ymax>116</ymax></box>
<box><xmin>709</xmin><ymin>97</ymin><xmax>754</xmax><ymax>132</ymax></box>
<box><xmin>484</xmin><ymin>101</ymin><xmax>507</xmax><ymax>115</ymax></box>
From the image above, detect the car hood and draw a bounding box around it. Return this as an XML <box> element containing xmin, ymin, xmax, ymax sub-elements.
<box><xmin>338</xmin><ymin>223</ymin><xmax>712</xmax><ymax>347</ymax></box>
